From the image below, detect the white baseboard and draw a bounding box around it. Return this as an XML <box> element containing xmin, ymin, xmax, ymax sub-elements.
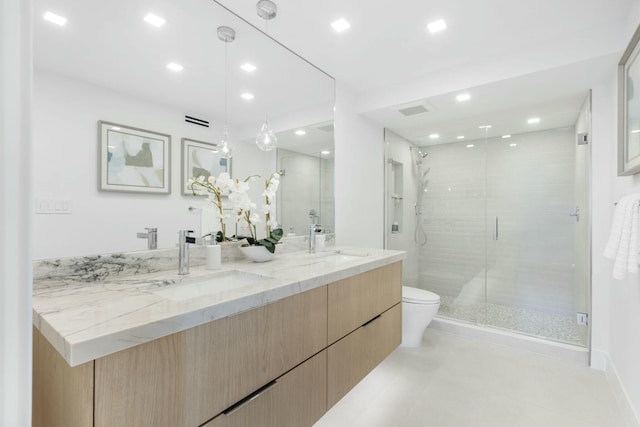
<box><xmin>605</xmin><ymin>356</ymin><xmax>640</xmax><ymax>427</ymax></box>
<box><xmin>429</xmin><ymin>317</ymin><xmax>589</xmax><ymax>365</ymax></box>
<box><xmin>590</xmin><ymin>349</ymin><xmax>608</xmax><ymax>371</ymax></box>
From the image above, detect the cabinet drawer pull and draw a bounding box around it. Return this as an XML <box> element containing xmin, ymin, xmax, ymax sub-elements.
<box><xmin>223</xmin><ymin>380</ymin><xmax>278</xmax><ymax>416</ymax></box>
<box><xmin>362</xmin><ymin>314</ymin><xmax>382</xmax><ymax>327</ymax></box>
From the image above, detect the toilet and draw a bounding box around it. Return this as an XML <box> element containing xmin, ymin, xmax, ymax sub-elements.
<box><xmin>401</xmin><ymin>286</ymin><xmax>441</xmax><ymax>347</ymax></box>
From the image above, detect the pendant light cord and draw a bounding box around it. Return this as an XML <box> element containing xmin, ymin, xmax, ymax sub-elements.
<box><xmin>224</xmin><ymin>39</ymin><xmax>228</xmax><ymax>128</ymax></box>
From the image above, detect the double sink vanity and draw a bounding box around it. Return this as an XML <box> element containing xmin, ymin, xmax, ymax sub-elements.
<box><xmin>32</xmin><ymin>243</ymin><xmax>404</xmax><ymax>427</ymax></box>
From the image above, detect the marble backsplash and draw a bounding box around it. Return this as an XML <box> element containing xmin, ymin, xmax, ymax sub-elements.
<box><xmin>33</xmin><ymin>234</ymin><xmax>335</xmax><ymax>286</ymax></box>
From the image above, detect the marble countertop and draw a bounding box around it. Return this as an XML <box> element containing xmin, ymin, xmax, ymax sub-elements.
<box><xmin>33</xmin><ymin>247</ymin><xmax>405</xmax><ymax>367</ymax></box>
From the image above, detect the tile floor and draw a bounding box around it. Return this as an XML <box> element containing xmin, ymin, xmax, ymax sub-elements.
<box><xmin>314</xmin><ymin>329</ymin><xmax>632</xmax><ymax>427</ymax></box>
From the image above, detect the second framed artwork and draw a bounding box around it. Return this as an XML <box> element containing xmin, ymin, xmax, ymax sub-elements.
<box><xmin>181</xmin><ymin>138</ymin><xmax>231</xmax><ymax>195</ymax></box>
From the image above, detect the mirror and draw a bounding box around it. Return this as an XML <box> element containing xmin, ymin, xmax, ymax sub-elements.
<box><xmin>32</xmin><ymin>0</ymin><xmax>335</xmax><ymax>258</ymax></box>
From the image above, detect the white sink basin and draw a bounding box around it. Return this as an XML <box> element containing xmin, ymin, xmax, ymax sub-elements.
<box><xmin>311</xmin><ymin>250</ymin><xmax>370</xmax><ymax>264</ymax></box>
<box><xmin>150</xmin><ymin>270</ymin><xmax>274</xmax><ymax>302</ymax></box>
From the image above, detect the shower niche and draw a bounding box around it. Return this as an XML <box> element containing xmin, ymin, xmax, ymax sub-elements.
<box><xmin>388</xmin><ymin>159</ymin><xmax>403</xmax><ymax>234</ymax></box>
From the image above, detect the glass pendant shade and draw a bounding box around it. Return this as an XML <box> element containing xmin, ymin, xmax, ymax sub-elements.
<box><xmin>220</xmin><ymin>125</ymin><xmax>234</xmax><ymax>157</ymax></box>
<box><xmin>256</xmin><ymin>117</ymin><xmax>277</xmax><ymax>151</ymax></box>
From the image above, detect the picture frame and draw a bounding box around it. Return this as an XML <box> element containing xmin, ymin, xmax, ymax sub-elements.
<box><xmin>181</xmin><ymin>138</ymin><xmax>231</xmax><ymax>195</ymax></box>
<box><xmin>618</xmin><ymin>23</ymin><xmax>640</xmax><ymax>176</ymax></box>
<box><xmin>99</xmin><ymin>121</ymin><xmax>171</xmax><ymax>194</ymax></box>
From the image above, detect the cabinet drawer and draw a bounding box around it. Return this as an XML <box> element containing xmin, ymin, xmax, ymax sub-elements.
<box><xmin>203</xmin><ymin>350</ymin><xmax>327</xmax><ymax>427</ymax></box>
<box><xmin>328</xmin><ymin>262</ymin><xmax>402</xmax><ymax>343</ymax></box>
<box><xmin>327</xmin><ymin>302</ymin><xmax>401</xmax><ymax>408</ymax></box>
<box><xmin>94</xmin><ymin>286</ymin><xmax>327</xmax><ymax>427</ymax></box>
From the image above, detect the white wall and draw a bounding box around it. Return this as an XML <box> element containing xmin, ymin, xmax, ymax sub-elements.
<box><xmin>594</xmin><ymin>11</ymin><xmax>640</xmax><ymax>421</ymax></box>
<box><xmin>598</xmin><ymin>7</ymin><xmax>640</xmax><ymax>419</ymax></box>
<box><xmin>0</xmin><ymin>0</ymin><xmax>32</xmax><ymax>425</ymax></box>
<box><xmin>33</xmin><ymin>70</ymin><xmax>275</xmax><ymax>259</ymax></box>
<box><xmin>334</xmin><ymin>82</ymin><xmax>384</xmax><ymax>248</ymax></box>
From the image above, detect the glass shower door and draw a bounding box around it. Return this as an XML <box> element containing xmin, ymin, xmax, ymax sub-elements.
<box><xmin>483</xmin><ymin>126</ymin><xmax>588</xmax><ymax>345</ymax></box>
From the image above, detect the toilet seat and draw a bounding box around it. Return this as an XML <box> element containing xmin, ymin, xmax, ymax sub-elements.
<box><xmin>402</xmin><ymin>286</ymin><xmax>440</xmax><ymax>304</ymax></box>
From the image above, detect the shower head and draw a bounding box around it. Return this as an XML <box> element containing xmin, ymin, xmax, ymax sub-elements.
<box><xmin>411</xmin><ymin>146</ymin><xmax>429</xmax><ymax>164</ymax></box>
<box><xmin>411</xmin><ymin>146</ymin><xmax>428</xmax><ymax>158</ymax></box>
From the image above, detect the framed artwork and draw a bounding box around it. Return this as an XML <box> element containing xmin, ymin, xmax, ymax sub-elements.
<box><xmin>99</xmin><ymin>121</ymin><xmax>171</xmax><ymax>193</ymax></box>
<box><xmin>181</xmin><ymin>138</ymin><xmax>231</xmax><ymax>195</ymax></box>
<box><xmin>618</xmin><ymin>23</ymin><xmax>640</xmax><ymax>175</ymax></box>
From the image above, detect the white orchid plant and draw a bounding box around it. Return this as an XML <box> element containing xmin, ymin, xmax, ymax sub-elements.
<box><xmin>189</xmin><ymin>171</ymin><xmax>283</xmax><ymax>253</ymax></box>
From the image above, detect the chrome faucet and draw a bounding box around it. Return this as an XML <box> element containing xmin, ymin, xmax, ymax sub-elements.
<box><xmin>178</xmin><ymin>230</ymin><xmax>201</xmax><ymax>275</ymax></box>
<box><xmin>137</xmin><ymin>227</ymin><xmax>158</xmax><ymax>250</ymax></box>
<box><xmin>309</xmin><ymin>224</ymin><xmax>323</xmax><ymax>253</ymax></box>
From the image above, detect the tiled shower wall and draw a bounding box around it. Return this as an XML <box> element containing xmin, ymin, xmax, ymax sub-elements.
<box><xmin>420</xmin><ymin>128</ymin><xmax>577</xmax><ymax>316</ymax></box>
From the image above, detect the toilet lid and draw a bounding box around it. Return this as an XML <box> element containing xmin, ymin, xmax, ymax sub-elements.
<box><xmin>402</xmin><ymin>286</ymin><xmax>440</xmax><ymax>304</ymax></box>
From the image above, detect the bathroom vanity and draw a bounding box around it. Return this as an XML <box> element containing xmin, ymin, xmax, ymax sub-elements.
<box><xmin>32</xmin><ymin>247</ymin><xmax>404</xmax><ymax>427</ymax></box>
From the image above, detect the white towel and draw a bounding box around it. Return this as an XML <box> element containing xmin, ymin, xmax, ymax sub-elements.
<box><xmin>604</xmin><ymin>194</ymin><xmax>640</xmax><ymax>279</ymax></box>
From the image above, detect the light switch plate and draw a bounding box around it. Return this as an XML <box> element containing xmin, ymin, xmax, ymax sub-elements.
<box><xmin>36</xmin><ymin>198</ymin><xmax>71</xmax><ymax>214</ymax></box>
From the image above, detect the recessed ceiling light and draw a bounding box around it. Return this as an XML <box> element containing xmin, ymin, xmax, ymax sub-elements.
<box><xmin>427</xmin><ymin>19</ymin><xmax>447</xmax><ymax>34</ymax></box>
<box><xmin>166</xmin><ymin>62</ymin><xmax>184</xmax><ymax>72</ymax></box>
<box><xmin>43</xmin><ymin>11</ymin><xmax>67</xmax><ymax>26</ymax></box>
<box><xmin>429</xmin><ymin>133</ymin><xmax>439</xmax><ymax>139</ymax></box>
<box><xmin>295</xmin><ymin>130</ymin><xmax>306</xmax><ymax>136</ymax></box>
<box><xmin>632</xmin><ymin>129</ymin><xmax>640</xmax><ymax>134</ymax></box>
<box><xmin>456</xmin><ymin>93</ymin><xmax>470</xmax><ymax>102</ymax></box>
<box><xmin>144</xmin><ymin>13</ymin><xmax>166</xmax><ymax>27</ymax></box>
<box><xmin>331</xmin><ymin>18</ymin><xmax>351</xmax><ymax>33</ymax></box>
<box><xmin>321</xmin><ymin>150</ymin><xmax>331</xmax><ymax>155</ymax></box>
<box><xmin>466</xmin><ymin>144</ymin><xmax>475</xmax><ymax>148</ymax></box>
<box><xmin>479</xmin><ymin>125</ymin><xmax>492</xmax><ymax>129</ymax></box>
<box><xmin>240</xmin><ymin>93</ymin><xmax>255</xmax><ymax>100</ymax></box>
<box><xmin>502</xmin><ymin>134</ymin><xmax>511</xmax><ymax>139</ymax></box>
<box><xmin>457</xmin><ymin>135</ymin><xmax>465</xmax><ymax>139</ymax></box>
<box><xmin>528</xmin><ymin>117</ymin><xmax>540</xmax><ymax>124</ymax></box>
<box><xmin>241</xmin><ymin>63</ymin><xmax>257</xmax><ymax>72</ymax></box>
<box><xmin>509</xmin><ymin>143</ymin><xmax>517</xmax><ymax>147</ymax></box>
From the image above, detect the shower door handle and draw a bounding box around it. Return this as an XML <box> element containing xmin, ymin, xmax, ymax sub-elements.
<box><xmin>493</xmin><ymin>216</ymin><xmax>499</xmax><ymax>241</ymax></box>
<box><xmin>569</xmin><ymin>206</ymin><xmax>580</xmax><ymax>222</ymax></box>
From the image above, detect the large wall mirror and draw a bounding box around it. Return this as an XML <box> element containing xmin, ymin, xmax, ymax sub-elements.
<box><xmin>32</xmin><ymin>0</ymin><xmax>335</xmax><ymax>258</ymax></box>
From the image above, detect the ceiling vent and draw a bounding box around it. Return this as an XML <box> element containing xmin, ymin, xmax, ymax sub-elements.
<box><xmin>185</xmin><ymin>114</ymin><xmax>210</xmax><ymax>128</ymax></box>
<box><xmin>393</xmin><ymin>101</ymin><xmax>434</xmax><ymax>117</ymax></box>
<box><xmin>316</xmin><ymin>123</ymin><xmax>334</xmax><ymax>133</ymax></box>
<box><xmin>397</xmin><ymin>104</ymin><xmax>429</xmax><ymax>116</ymax></box>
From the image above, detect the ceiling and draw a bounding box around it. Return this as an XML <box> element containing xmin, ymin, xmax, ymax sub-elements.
<box><xmin>34</xmin><ymin>0</ymin><xmax>637</xmax><ymax>151</ymax></box>
<box><xmin>216</xmin><ymin>0</ymin><xmax>635</xmax><ymax>145</ymax></box>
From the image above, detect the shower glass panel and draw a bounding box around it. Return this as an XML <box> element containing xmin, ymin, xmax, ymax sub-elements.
<box><xmin>384</xmin><ymin>92</ymin><xmax>591</xmax><ymax>347</ymax></box>
<box><xmin>416</xmin><ymin>139</ymin><xmax>488</xmax><ymax>323</ymax></box>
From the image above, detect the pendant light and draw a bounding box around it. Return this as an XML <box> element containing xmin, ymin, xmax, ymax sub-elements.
<box><xmin>217</xmin><ymin>25</ymin><xmax>235</xmax><ymax>157</ymax></box>
<box><xmin>255</xmin><ymin>0</ymin><xmax>278</xmax><ymax>152</ymax></box>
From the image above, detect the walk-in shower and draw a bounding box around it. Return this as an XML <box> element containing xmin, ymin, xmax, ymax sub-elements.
<box><xmin>384</xmin><ymin>93</ymin><xmax>592</xmax><ymax>347</ymax></box>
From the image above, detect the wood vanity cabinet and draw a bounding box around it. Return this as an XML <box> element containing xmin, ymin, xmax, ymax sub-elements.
<box><xmin>33</xmin><ymin>261</ymin><xmax>402</xmax><ymax>427</ymax></box>
<box><xmin>327</xmin><ymin>261</ymin><xmax>402</xmax><ymax>408</ymax></box>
